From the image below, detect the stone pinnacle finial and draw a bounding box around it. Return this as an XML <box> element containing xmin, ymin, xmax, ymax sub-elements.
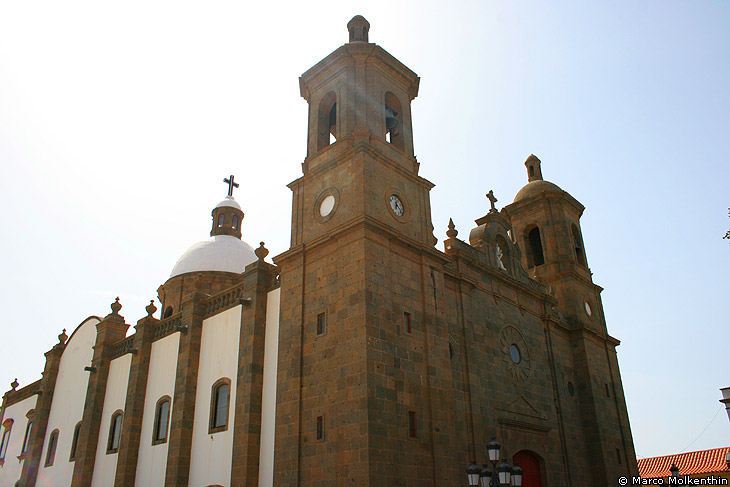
<box><xmin>446</xmin><ymin>218</ymin><xmax>458</xmax><ymax>239</ymax></box>
<box><xmin>255</xmin><ymin>242</ymin><xmax>269</xmax><ymax>261</ymax></box>
<box><xmin>347</xmin><ymin>15</ymin><xmax>370</xmax><ymax>43</ymax></box>
<box><xmin>525</xmin><ymin>154</ymin><xmax>543</xmax><ymax>182</ymax></box>
<box><xmin>486</xmin><ymin>190</ymin><xmax>498</xmax><ymax>212</ymax></box>
<box><xmin>58</xmin><ymin>328</ymin><xmax>68</xmax><ymax>344</ymax></box>
<box><xmin>111</xmin><ymin>297</ymin><xmax>122</xmax><ymax>315</ymax></box>
<box><xmin>11</xmin><ymin>378</ymin><xmax>18</xmax><ymax>390</ymax></box>
<box><xmin>146</xmin><ymin>300</ymin><xmax>157</xmax><ymax>317</ymax></box>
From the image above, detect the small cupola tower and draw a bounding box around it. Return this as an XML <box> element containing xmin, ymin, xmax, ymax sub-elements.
<box><xmin>211</xmin><ymin>175</ymin><xmax>245</xmax><ymax>239</ymax></box>
<box><xmin>503</xmin><ymin>156</ymin><xmax>603</xmax><ymax>330</ymax></box>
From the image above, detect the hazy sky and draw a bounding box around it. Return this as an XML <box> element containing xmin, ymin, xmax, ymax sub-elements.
<box><xmin>1</xmin><ymin>1</ymin><xmax>728</xmax><ymax>460</ymax></box>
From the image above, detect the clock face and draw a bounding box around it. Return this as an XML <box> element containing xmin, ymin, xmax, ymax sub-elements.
<box><xmin>584</xmin><ymin>301</ymin><xmax>592</xmax><ymax>317</ymax></box>
<box><xmin>389</xmin><ymin>194</ymin><xmax>404</xmax><ymax>217</ymax></box>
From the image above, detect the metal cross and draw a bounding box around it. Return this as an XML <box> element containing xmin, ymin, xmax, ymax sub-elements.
<box><xmin>223</xmin><ymin>175</ymin><xmax>239</xmax><ymax>197</ymax></box>
<box><xmin>486</xmin><ymin>190</ymin><xmax>498</xmax><ymax>211</ymax></box>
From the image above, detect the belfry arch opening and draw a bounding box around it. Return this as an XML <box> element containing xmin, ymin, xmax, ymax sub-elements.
<box><xmin>384</xmin><ymin>92</ymin><xmax>403</xmax><ymax>150</ymax></box>
<box><xmin>317</xmin><ymin>92</ymin><xmax>337</xmax><ymax>151</ymax></box>
<box><xmin>525</xmin><ymin>225</ymin><xmax>545</xmax><ymax>268</ymax></box>
<box><xmin>572</xmin><ymin>224</ymin><xmax>587</xmax><ymax>267</ymax></box>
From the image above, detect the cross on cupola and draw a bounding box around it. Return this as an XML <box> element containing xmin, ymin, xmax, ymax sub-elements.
<box><xmin>223</xmin><ymin>175</ymin><xmax>239</xmax><ymax>197</ymax></box>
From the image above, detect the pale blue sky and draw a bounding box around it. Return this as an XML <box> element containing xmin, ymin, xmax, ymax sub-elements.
<box><xmin>1</xmin><ymin>0</ymin><xmax>728</xmax><ymax>460</ymax></box>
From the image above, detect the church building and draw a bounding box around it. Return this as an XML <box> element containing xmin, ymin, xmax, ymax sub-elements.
<box><xmin>0</xmin><ymin>16</ymin><xmax>638</xmax><ymax>487</ymax></box>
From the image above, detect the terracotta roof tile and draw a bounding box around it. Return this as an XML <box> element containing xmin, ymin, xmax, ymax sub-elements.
<box><xmin>638</xmin><ymin>447</ymin><xmax>730</xmax><ymax>478</ymax></box>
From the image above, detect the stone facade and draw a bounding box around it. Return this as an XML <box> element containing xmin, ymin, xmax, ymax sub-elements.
<box><xmin>0</xmin><ymin>16</ymin><xmax>637</xmax><ymax>487</ymax></box>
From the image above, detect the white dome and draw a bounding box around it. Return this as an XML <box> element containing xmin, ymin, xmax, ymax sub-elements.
<box><xmin>170</xmin><ymin>235</ymin><xmax>257</xmax><ymax>278</ymax></box>
<box><xmin>215</xmin><ymin>196</ymin><xmax>241</xmax><ymax>210</ymax></box>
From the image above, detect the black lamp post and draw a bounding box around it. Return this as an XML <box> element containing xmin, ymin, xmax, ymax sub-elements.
<box><xmin>467</xmin><ymin>438</ymin><xmax>523</xmax><ymax>487</ymax></box>
<box><xmin>670</xmin><ymin>463</ymin><xmax>679</xmax><ymax>479</ymax></box>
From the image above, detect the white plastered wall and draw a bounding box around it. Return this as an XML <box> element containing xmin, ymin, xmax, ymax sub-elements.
<box><xmin>0</xmin><ymin>395</ymin><xmax>37</xmax><ymax>486</ymax></box>
<box><xmin>188</xmin><ymin>305</ymin><xmax>242</xmax><ymax>487</ymax></box>
<box><xmin>258</xmin><ymin>288</ymin><xmax>280</xmax><ymax>487</ymax></box>
<box><xmin>36</xmin><ymin>316</ymin><xmax>99</xmax><ymax>487</ymax></box>
<box><xmin>90</xmin><ymin>353</ymin><xmax>132</xmax><ymax>487</ymax></box>
<box><xmin>134</xmin><ymin>332</ymin><xmax>180</xmax><ymax>487</ymax></box>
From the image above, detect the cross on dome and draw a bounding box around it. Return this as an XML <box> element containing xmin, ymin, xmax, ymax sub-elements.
<box><xmin>223</xmin><ymin>175</ymin><xmax>239</xmax><ymax>197</ymax></box>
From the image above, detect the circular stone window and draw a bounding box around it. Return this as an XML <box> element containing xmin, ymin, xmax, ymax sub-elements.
<box><xmin>509</xmin><ymin>344</ymin><xmax>521</xmax><ymax>364</ymax></box>
<box><xmin>584</xmin><ymin>300</ymin><xmax>593</xmax><ymax>317</ymax></box>
<box><xmin>500</xmin><ymin>326</ymin><xmax>531</xmax><ymax>383</ymax></box>
<box><xmin>314</xmin><ymin>188</ymin><xmax>340</xmax><ymax>223</ymax></box>
<box><xmin>319</xmin><ymin>195</ymin><xmax>335</xmax><ymax>217</ymax></box>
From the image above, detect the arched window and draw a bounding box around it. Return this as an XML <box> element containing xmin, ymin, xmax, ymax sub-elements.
<box><xmin>572</xmin><ymin>224</ymin><xmax>586</xmax><ymax>267</ymax></box>
<box><xmin>163</xmin><ymin>306</ymin><xmax>173</xmax><ymax>319</ymax></box>
<box><xmin>317</xmin><ymin>92</ymin><xmax>337</xmax><ymax>151</ymax></box>
<box><xmin>107</xmin><ymin>410</ymin><xmax>123</xmax><ymax>454</ymax></box>
<box><xmin>44</xmin><ymin>429</ymin><xmax>59</xmax><ymax>467</ymax></box>
<box><xmin>513</xmin><ymin>450</ymin><xmax>543</xmax><ymax>487</ymax></box>
<box><xmin>525</xmin><ymin>226</ymin><xmax>545</xmax><ymax>268</ymax></box>
<box><xmin>69</xmin><ymin>422</ymin><xmax>81</xmax><ymax>461</ymax></box>
<box><xmin>0</xmin><ymin>419</ymin><xmax>13</xmax><ymax>461</ymax></box>
<box><xmin>384</xmin><ymin>92</ymin><xmax>404</xmax><ymax>150</ymax></box>
<box><xmin>217</xmin><ymin>213</ymin><xmax>225</xmax><ymax>228</ymax></box>
<box><xmin>209</xmin><ymin>378</ymin><xmax>231</xmax><ymax>433</ymax></box>
<box><xmin>21</xmin><ymin>418</ymin><xmax>33</xmax><ymax>455</ymax></box>
<box><xmin>232</xmin><ymin>215</ymin><xmax>238</xmax><ymax>230</ymax></box>
<box><xmin>153</xmin><ymin>396</ymin><xmax>171</xmax><ymax>445</ymax></box>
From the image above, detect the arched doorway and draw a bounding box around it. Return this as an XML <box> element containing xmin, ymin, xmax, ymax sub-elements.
<box><xmin>513</xmin><ymin>450</ymin><xmax>542</xmax><ymax>487</ymax></box>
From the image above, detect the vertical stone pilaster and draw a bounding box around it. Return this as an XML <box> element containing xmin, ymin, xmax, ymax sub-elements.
<box><xmin>114</xmin><ymin>304</ymin><xmax>158</xmax><ymax>487</ymax></box>
<box><xmin>71</xmin><ymin>301</ymin><xmax>129</xmax><ymax>487</ymax></box>
<box><xmin>17</xmin><ymin>341</ymin><xmax>64</xmax><ymax>487</ymax></box>
<box><xmin>164</xmin><ymin>291</ymin><xmax>206</xmax><ymax>487</ymax></box>
<box><xmin>230</xmin><ymin>258</ymin><xmax>277</xmax><ymax>486</ymax></box>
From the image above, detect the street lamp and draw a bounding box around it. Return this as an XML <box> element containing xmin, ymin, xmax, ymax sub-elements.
<box><xmin>479</xmin><ymin>465</ymin><xmax>492</xmax><ymax>487</ymax></box>
<box><xmin>670</xmin><ymin>464</ymin><xmax>679</xmax><ymax>479</ymax></box>
<box><xmin>468</xmin><ymin>438</ymin><xmax>524</xmax><ymax>487</ymax></box>
<box><xmin>467</xmin><ymin>462</ymin><xmax>481</xmax><ymax>487</ymax></box>
<box><xmin>497</xmin><ymin>460</ymin><xmax>512</xmax><ymax>486</ymax></box>
<box><xmin>511</xmin><ymin>464</ymin><xmax>523</xmax><ymax>487</ymax></box>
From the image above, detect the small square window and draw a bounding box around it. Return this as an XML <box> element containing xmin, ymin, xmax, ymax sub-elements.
<box><xmin>404</xmin><ymin>312</ymin><xmax>412</xmax><ymax>333</ymax></box>
<box><xmin>316</xmin><ymin>313</ymin><xmax>326</xmax><ymax>335</ymax></box>
<box><xmin>408</xmin><ymin>411</ymin><xmax>417</xmax><ymax>438</ymax></box>
<box><xmin>316</xmin><ymin>415</ymin><xmax>324</xmax><ymax>440</ymax></box>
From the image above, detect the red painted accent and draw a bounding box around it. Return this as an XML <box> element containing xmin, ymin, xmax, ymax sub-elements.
<box><xmin>514</xmin><ymin>450</ymin><xmax>542</xmax><ymax>487</ymax></box>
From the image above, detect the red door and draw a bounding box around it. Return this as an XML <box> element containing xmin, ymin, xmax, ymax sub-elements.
<box><xmin>513</xmin><ymin>450</ymin><xmax>542</xmax><ymax>487</ymax></box>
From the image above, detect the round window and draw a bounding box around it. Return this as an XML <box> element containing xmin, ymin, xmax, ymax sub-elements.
<box><xmin>319</xmin><ymin>195</ymin><xmax>336</xmax><ymax>217</ymax></box>
<box><xmin>584</xmin><ymin>301</ymin><xmax>593</xmax><ymax>317</ymax></box>
<box><xmin>509</xmin><ymin>344</ymin><xmax>521</xmax><ymax>364</ymax></box>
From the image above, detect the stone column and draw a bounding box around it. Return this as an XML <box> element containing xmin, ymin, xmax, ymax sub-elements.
<box><xmin>230</xmin><ymin>247</ymin><xmax>278</xmax><ymax>486</ymax></box>
<box><xmin>114</xmin><ymin>301</ymin><xmax>159</xmax><ymax>487</ymax></box>
<box><xmin>164</xmin><ymin>288</ymin><xmax>207</xmax><ymax>487</ymax></box>
<box><xmin>17</xmin><ymin>331</ymin><xmax>66</xmax><ymax>487</ymax></box>
<box><xmin>71</xmin><ymin>299</ymin><xmax>129</xmax><ymax>487</ymax></box>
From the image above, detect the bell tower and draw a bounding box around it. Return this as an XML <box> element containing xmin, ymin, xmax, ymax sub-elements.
<box><xmin>274</xmin><ymin>16</ymin><xmax>455</xmax><ymax>486</ymax></box>
<box><xmin>503</xmin><ymin>155</ymin><xmax>602</xmax><ymax>330</ymax></box>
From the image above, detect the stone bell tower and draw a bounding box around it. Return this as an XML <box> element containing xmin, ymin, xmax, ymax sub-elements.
<box><xmin>274</xmin><ymin>16</ymin><xmax>456</xmax><ymax>486</ymax></box>
<box><xmin>502</xmin><ymin>155</ymin><xmax>602</xmax><ymax>331</ymax></box>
